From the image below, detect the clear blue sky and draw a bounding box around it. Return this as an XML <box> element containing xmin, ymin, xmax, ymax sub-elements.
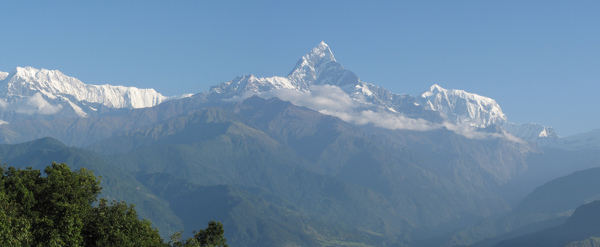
<box><xmin>1</xmin><ymin>1</ymin><xmax>598</xmax><ymax>136</ymax></box>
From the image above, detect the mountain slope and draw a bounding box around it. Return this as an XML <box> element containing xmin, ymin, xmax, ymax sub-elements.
<box><xmin>554</xmin><ymin>129</ymin><xmax>600</xmax><ymax>150</ymax></box>
<box><xmin>444</xmin><ymin>154</ymin><xmax>600</xmax><ymax>247</ymax></box>
<box><xmin>138</xmin><ymin>172</ymin><xmax>381</xmax><ymax>247</ymax></box>
<box><xmin>91</xmin><ymin>103</ymin><xmax>405</xmax><ymax>245</ymax></box>
<box><xmin>502</xmin><ymin>122</ymin><xmax>559</xmax><ymax>141</ymax></box>
<box><xmin>512</xmin><ymin>166</ymin><xmax>600</xmax><ymax>218</ymax></box>
<box><xmin>0</xmin><ymin>93</ymin><xmax>214</xmax><ymax>146</ymax></box>
<box><xmin>0</xmin><ymin>137</ymin><xmax>183</xmax><ymax>238</ymax></box>
<box><xmin>2</xmin><ymin>42</ymin><xmax>597</xmax><ymax>246</ymax></box>
<box><xmin>496</xmin><ymin>200</ymin><xmax>600</xmax><ymax>247</ymax></box>
<box><xmin>87</xmin><ymin>96</ymin><xmax>556</xmax><ymax>246</ymax></box>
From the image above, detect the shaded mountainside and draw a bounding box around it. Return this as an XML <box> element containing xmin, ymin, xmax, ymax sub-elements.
<box><xmin>496</xmin><ymin>200</ymin><xmax>600</xmax><ymax>247</ymax></box>
<box><xmin>513</xmin><ymin>166</ymin><xmax>600</xmax><ymax>218</ymax></box>
<box><xmin>235</xmin><ymin>97</ymin><xmax>527</xmax><ymax>228</ymax></box>
<box><xmin>444</xmin><ymin>161</ymin><xmax>600</xmax><ymax>247</ymax></box>
<box><xmin>0</xmin><ymin>137</ymin><xmax>377</xmax><ymax>246</ymax></box>
<box><xmin>138</xmin><ymin>173</ymin><xmax>380</xmax><ymax>247</ymax></box>
<box><xmin>0</xmin><ymin>137</ymin><xmax>183</xmax><ymax>238</ymax></box>
<box><xmin>86</xmin><ymin>96</ymin><xmax>555</xmax><ymax>245</ymax></box>
<box><xmin>1</xmin><ymin>96</ymin><xmax>599</xmax><ymax>246</ymax></box>
<box><xmin>0</xmin><ymin>93</ymin><xmax>215</xmax><ymax>146</ymax></box>
<box><xmin>2</xmin><ymin>43</ymin><xmax>599</xmax><ymax>246</ymax></box>
<box><xmin>92</xmin><ymin>102</ymin><xmax>404</xmax><ymax>245</ymax></box>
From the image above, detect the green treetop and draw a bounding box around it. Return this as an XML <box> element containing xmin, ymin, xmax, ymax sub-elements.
<box><xmin>0</xmin><ymin>162</ymin><xmax>227</xmax><ymax>247</ymax></box>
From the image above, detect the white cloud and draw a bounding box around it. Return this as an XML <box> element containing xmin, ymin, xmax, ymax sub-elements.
<box><xmin>442</xmin><ymin>122</ymin><xmax>526</xmax><ymax>144</ymax></box>
<box><xmin>226</xmin><ymin>85</ymin><xmax>524</xmax><ymax>143</ymax></box>
<box><xmin>0</xmin><ymin>93</ymin><xmax>63</xmax><ymax>115</ymax></box>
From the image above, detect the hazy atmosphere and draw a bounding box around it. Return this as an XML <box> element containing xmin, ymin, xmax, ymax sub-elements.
<box><xmin>2</xmin><ymin>2</ymin><xmax>600</xmax><ymax>246</ymax></box>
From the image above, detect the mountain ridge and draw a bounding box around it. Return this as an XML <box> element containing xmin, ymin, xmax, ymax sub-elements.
<box><xmin>4</xmin><ymin>67</ymin><xmax>167</xmax><ymax>106</ymax></box>
<box><xmin>0</xmin><ymin>42</ymin><xmax>561</xmax><ymax>144</ymax></box>
<box><xmin>207</xmin><ymin>42</ymin><xmax>556</xmax><ymax>142</ymax></box>
<box><xmin>1</xmin><ymin>40</ymin><xmax>598</xmax><ymax>245</ymax></box>
<box><xmin>420</xmin><ymin>84</ymin><xmax>506</xmax><ymax>127</ymax></box>
<box><xmin>0</xmin><ymin>67</ymin><xmax>174</xmax><ymax>119</ymax></box>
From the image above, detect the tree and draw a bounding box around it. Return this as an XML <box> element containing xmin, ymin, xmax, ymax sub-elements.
<box><xmin>0</xmin><ymin>189</ymin><xmax>32</xmax><ymax>246</ymax></box>
<box><xmin>34</xmin><ymin>163</ymin><xmax>102</xmax><ymax>246</ymax></box>
<box><xmin>169</xmin><ymin>221</ymin><xmax>228</xmax><ymax>247</ymax></box>
<box><xmin>193</xmin><ymin>221</ymin><xmax>228</xmax><ymax>247</ymax></box>
<box><xmin>83</xmin><ymin>199</ymin><xmax>163</xmax><ymax>246</ymax></box>
<box><xmin>0</xmin><ymin>163</ymin><xmax>102</xmax><ymax>246</ymax></box>
<box><xmin>0</xmin><ymin>163</ymin><xmax>227</xmax><ymax>247</ymax></box>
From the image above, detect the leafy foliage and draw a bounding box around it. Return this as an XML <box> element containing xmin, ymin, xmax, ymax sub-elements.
<box><xmin>169</xmin><ymin>221</ymin><xmax>228</xmax><ymax>247</ymax></box>
<box><xmin>0</xmin><ymin>163</ymin><xmax>102</xmax><ymax>246</ymax></box>
<box><xmin>83</xmin><ymin>199</ymin><xmax>163</xmax><ymax>246</ymax></box>
<box><xmin>0</xmin><ymin>163</ymin><xmax>227</xmax><ymax>247</ymax></box>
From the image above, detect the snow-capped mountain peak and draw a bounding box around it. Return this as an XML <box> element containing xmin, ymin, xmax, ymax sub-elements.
<box><xmin>288</xmin><ymin>42</ymin><xmax>336</xmax><ymax>76</ymax></box>
<box><xmin>286</xmin><ymin>41</ymin><xmax>359</xmax><ymax>88</ymax></box>
<box><xmin>419</xmin><ymin>84</ymin><xmax>559</xmax><ymax>141</ymax></box>
<box><xmin>0</xmin><ymin>66</ymin><xmax>169</xmax><ymax>118</ymax></box>
<box><xmin>302</xmin><ymin>41</ymin><xmax>336</xmax><ymax>64</ymax></box>
<box><xmin>6</xmin><ymin>67</ymin><xmax>167</xmax><ymax>108</ymax></box>
<box><xmin>208</xmin><ymin>42</ymin><xmax>557</xmax><ymax>142</ymax></box>
<box><xmin>420</xmin><ymin>84</ymin><xmax>507</xmax><ymax>127</ymax></box>
<box><xmin>209</xmin><ymin>74</ymin><xmax>296</xmax><ymax>97</ymax></box>
<box><xmin>422</xmin><ymin>84</ymin><xmax>445</xmax><ymax>97</ymax></box>
<box><xmin>211</xmin><ymin>41</ymin><xmax>360</xmax><ymax>96</ymax></box>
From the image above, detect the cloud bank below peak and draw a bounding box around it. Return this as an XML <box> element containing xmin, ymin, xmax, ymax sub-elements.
<box><xmin>227</xmin><ymin>84</ymin><xmax>524</xmax><ymax>143</ymax></box>
<box><xmin>0</xmin><ymin>93</ymin><xmax>63</xmax><ymax>116</ymax></box>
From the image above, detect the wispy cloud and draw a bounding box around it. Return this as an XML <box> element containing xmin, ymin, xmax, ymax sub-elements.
<box><xmin>257</xmin><ymin>85</ymin><xmax>437</xmax><ymax>131</ymax></box>
<box><xmin>0</xmin><ymin>93</ymin><xmax>63</xmax><ymax>115</ymax></box>
<box><xmin>442</xmin><ymin>122</ymin><xmax>526</xmax><ymax>143</ymax></box>
<box><xmin>227</xmin><ymin>85</ymin><xmax>524</xmax><ymax>143</ymax></box>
